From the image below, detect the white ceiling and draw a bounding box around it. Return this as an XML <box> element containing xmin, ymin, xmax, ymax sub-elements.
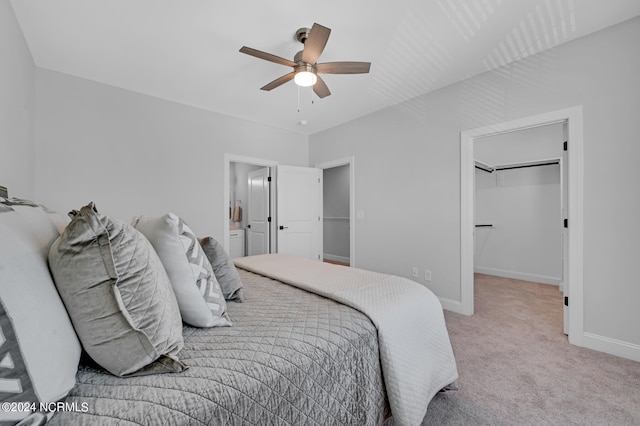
<box><xmin>10</xmin><ymin>0</ymin><xmax>640</xmax><ymax>135</ymax></box>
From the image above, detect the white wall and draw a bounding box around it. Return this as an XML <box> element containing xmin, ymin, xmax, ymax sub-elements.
<box><xmin>1</xmin><ymin>2</ymin><xmax>35</xmax><ymax>198</ymax></box>
<box><xmin>309</xmin><ymin>17</ymin><xmax>640</xmax><ymax>348</ymax></box>
<box><xmin>34</xmin><ymin>69</ymin><xmax>308</xmax><ymax>240</ymax></box>
<box><xmin>323</xmin><ymin>164</ymin><xmax>350</xmax><ymax>262</ymax></box>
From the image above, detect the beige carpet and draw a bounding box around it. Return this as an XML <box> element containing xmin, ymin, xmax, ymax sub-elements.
<box><xmin>395</xmin><ymin>274</ymin><xmax>640</xmax><ymax>425</ymax></box>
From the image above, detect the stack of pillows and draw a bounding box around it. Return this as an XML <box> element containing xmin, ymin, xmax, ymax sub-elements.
<box><xmin>48</xmin><ymin>202</ymin><xmax>244</xmax><ymax>377</ymax></box>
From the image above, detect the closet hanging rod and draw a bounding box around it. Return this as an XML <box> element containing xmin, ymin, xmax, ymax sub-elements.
<box><xmin>474</xmin><ymin>158</ymin><xmax>560</xmax><ymax>173</ymax></box>
<box><xmin>474</xmin><ymin>161</ymin><xmax>493</xmax><ymax>173</ymax></box>
<box><xmin>494</xmin><ymin>160</ymin><xmax>559</xmax><ymax>171</ymax></box>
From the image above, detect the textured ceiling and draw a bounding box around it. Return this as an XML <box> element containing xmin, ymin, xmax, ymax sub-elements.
<box><xmin>10</xmin><ymin>0</ymin><xmax>640</xmax><ymax>135</ymax></box>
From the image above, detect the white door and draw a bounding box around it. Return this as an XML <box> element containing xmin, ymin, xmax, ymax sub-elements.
<box><xmin>247</xmin><ymin>167</ymin><xmax>270</xmax><ymax>256</ymax></box>
<box><xmin>277</xmin><ymin>165</ymin><xmax>322</xmax><ymax>260</ymax></box>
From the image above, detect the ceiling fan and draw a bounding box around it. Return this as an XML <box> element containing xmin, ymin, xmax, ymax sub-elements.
<box><xmin>239</xmin><ymin>23</ymin><xmax>371</xmax><ymax>98</ymax></box>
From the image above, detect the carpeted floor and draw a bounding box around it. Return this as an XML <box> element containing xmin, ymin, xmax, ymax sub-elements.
<box><xmin>404</xmin><ymin>274</ymin><xmax>640</xmax><ymax>426</ymax></box>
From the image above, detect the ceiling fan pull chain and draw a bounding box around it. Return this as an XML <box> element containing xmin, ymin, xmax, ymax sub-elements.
<box><xmin>297</xmin><ymin>86</ymin><xmax>301</xmax><ymax>112</ymax></box>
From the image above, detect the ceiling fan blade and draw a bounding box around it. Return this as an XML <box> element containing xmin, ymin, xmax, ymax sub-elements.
<box><xmin>260</xmin><ymin>72</ymin><xmax>295</xmax><ymax>91</ymax></box>
<box><xmin>240</xmin><ymin>46</ymin><xmax>297</xmax><ymax>68</ymax></box>
<box><xmin>302</xmin><ymin>23</ymin><xmax>331</xmax><ymax>64</ymax></box>
<box><xmin>313</xmin><ymin>75</ymin><xmax>331</xmax><ymax>98</ymax></box>
<box><xmin>316</xmin><ymin>61</ymin><xmax>371</xmax><ymax>74</ymax></box>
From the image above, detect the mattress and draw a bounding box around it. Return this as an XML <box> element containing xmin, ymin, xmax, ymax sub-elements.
<box><xmin>48</xmin><ymin>269</ymin><xmax>388</xmax><ymax>425</ymax></box>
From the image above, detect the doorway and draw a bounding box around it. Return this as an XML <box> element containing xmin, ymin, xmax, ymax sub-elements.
<box><xmin>322</xmin><ymin>164</ymin><xmax>350</xmax><ymax>266</ymax></box>
<box><xmin>474</xmin><ymin>123</ymin><xmax>565</xmax><ymax>332</ymax></box>
<box><xmin>316</xmin><ymin>157</ymin><xmax>355</xmax><ymax>267</ymax></box>
<box><xmin>460</xmin><ymin>106</ymin><xmax>584</xmax><ymax>347</ymax></box>
<box><xmin>224</xmin><ymin>154</ymin><xmax>277</xmax><ymax>258</ymax></box>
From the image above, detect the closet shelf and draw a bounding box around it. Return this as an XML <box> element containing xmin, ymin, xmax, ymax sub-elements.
<box><xmin>324</xmin><ymin>216</ymin><xmax>349</xmax><ymax>220</ymax></box>
<box><xmin>475</xmin><ymin>158</ymin><xmax>560</xmax><ymax>173</ymax></box>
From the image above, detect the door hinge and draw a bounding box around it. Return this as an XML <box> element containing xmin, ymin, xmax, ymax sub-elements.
<box><xmin>268</xmin><ymin>216</ymin><xmax>271</xmax><ymax>222</ymax></box>
<box><xmin>267</xmin><ymin>176</ymin><xmax>272</xmax><ymax>182</ymax></box>
<box><xmin>564</xmin><ymin>296</ymin><xmax>568</xmax><ymax>307</ymax></box>
<box><xmin>563</xmin><ymin>141</ymin><xmax>568</xmax><ymax>151</ymax></box>
<box><xmin>564</xmin><ymin>218</ymin><xmax>568</xmax><ymax>228</ymax></box>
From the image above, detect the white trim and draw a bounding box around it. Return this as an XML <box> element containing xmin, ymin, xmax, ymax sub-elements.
<box><xmin>582</xmin><ymin>333</ymin><xmax>640</xmax><ymax>363</ymax></box>
<box><xmin>315</xmin><ymin>157</ymin><xmax>356</xmax><ymax>268</ymax></box>
<box><xmin>438</xmin><ymin>297</ymin><xmax>463</xmax><ymax>313</ymax></box>
<box><xmin>224</xmin><ymin>154</ymin><xmax>278</xmax><ymax>255</ymax></box>
<box><xmin>474</xmin><ymin>267</ymin><xmax>561</xmax><ymax>286</ymax></box>
<box><xmin>460</xmin><ymin>106</ymin><xmax>584</xmax><ymax>347</ymax></box>
<box><xmin>323</xmin><ymin>253</ymin><xmax>350</xmax><ymax>264</ymax></box>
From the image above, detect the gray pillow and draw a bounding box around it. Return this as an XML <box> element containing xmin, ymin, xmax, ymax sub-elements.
<box><xmin>199</xmin><ymin>237</ymin><xmax>244</xmax><ymax>302</ymax></box>
<box><xmin>48</xmin><ymin>202</ymin><xmax>186</xmax><ymax>377</ymax></box>
<box><xmin>132</xmin><ymin>213</ymin><xmax>232</xmax><ymax>328</ymax></box>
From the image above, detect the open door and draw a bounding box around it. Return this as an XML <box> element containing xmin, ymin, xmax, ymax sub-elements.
<box><xmin>247</xmin><ymin>167</ymin><xmax>270</xmax><ymax>256</ymax></box>
<box><xmin>277</xmin><ymin>165</ymin><xmax>322</xmax><ymax>260</ymax></box>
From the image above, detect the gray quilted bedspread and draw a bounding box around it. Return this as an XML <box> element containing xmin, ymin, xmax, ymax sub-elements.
<box><xmin>48</xmin><ymin>269</ymin><xmax>388</xmax><ymax>425</ymax></box>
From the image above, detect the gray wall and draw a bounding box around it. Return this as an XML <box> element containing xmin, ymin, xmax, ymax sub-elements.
<box><xmin>33</xmin><ymin>69</ymin><xmax>308</xmax><ymax>239</ymax></box>
<box><xmin>1</xmin><ymin>1</ymin><xmax>35</xmax><ymax>198</ymax></box>
<box><xmin>309</xmin><ymin>18</ymin><xmax>640</xmax><ymax>348</ymax></box>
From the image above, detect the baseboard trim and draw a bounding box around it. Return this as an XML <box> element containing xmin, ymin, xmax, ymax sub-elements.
<box><xmin>323</xmin><ymin>253</ymin><xmax>350</xmax><ymax>264</ymax></box>
<box><xmin>474</xmin><ymin>266</ymin><xmax>560</xmax><ymax>286</ymax></box>
<box><xmin>439</xmin><ymin>297</ymin><xmax>469</xmax><ymax>315</ymax></box>
<box><xmin>581</xmin><ymin>332</ymin><xmax>640</xmax><ymax>363</ymax></box>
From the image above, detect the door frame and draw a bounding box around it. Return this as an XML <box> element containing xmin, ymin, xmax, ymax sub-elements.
<box><xmin>460</xmin><ymin>106</ymin><xmax>584</xmax><ymax>346</ymax></box>
<box><xmin>224</xmin><ymin>154</ymin><xmax>277</xmax><ymax>255</ymax></box>
<box><xmin>315</xmin><ymin>157</ymin><xmax>356</xmax><ymax>267</ymax></box>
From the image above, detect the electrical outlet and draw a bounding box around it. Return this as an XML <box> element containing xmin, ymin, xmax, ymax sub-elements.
<box><xmin>411</xmin><ymin>267</ymin><xmax>419</xmax><ymax>279</ymax></box>
<box><xmin>425</xmin><ymin>270</ymin><xmax>432</xmax><ymax>281</ymax></box>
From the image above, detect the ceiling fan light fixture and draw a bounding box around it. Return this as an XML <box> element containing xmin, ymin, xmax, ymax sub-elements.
<box><xmin>294</xmin><ymin>70</ymin><xmax>317</xmax><ymax>87</ymax></box>
<box><xmin>239</xmin><ymin>23</ymin><xmax>370</xmax><ymax>98</ymax></box>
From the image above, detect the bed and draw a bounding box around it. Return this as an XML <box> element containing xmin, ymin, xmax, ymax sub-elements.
<box><xmin>0</xmin><ymin>197</ymin><xmax>456</xmax><ymax>426</ymax></box>
<box><xmin>48</xmin><ymin>266</ymin><xmax>389</xmax><ymax>425</ymax></box>
<box><xmin>48</xmin><ymin>254</ymin><xmax>457</xmax><ymax>426</ymax></box>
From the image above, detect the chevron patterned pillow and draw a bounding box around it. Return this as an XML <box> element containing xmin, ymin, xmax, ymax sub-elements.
<box><xmin>133</xmin><ymin>213</ymin><xmax>232</xmax><ymax>328</ymax></box>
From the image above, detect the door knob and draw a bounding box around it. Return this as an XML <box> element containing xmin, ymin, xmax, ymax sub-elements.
<box><xmin>279</xmin><ymin>226</ymin><xmax>289</xmax><ymax>230</ymax></box>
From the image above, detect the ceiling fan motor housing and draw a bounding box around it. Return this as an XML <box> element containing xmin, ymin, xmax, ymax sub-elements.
<box><xmin>295</xmin><ymin>27</ymin><xmax>311</xmax><ymax>44</ymax></box>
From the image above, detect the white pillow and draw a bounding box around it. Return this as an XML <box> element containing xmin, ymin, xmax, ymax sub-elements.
<box><xmin>133</xmin><ymin>213</ymin><xmax>231</xmax><ymax>328</ymax></box>
<box><xmin>0</xmin><ymin>198</ymin><xmax>80</xmax><ymax>423</ymax></box>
